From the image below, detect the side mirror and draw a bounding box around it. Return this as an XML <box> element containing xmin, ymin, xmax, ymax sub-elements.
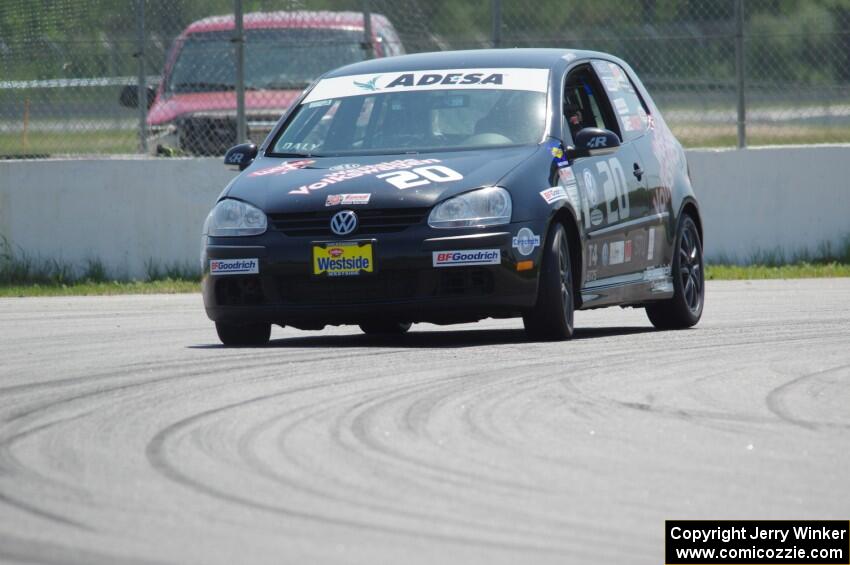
<box><xmin>119</xmin><ymin>84</ymin><xmax>156</xmax><ymax>109</ymax></box>
<box><xmin>224</xmin><ymin>143</ymin><xmax>257</xmax><ymax>171</ymax></box>
<box><xmin>568</xmin><ymin>127</ymin><xmax>621</xmax><ymax>159</ymax></box>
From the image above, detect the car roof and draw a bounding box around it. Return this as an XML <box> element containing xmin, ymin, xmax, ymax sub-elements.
<box><xmin>323</xmin><ymin>48</ymin><xmax>615</xmax><ymax>77</ymax></box>
<box><xmin>184</xmin><ymin>10</ymin><xmax>390</xmax><ymax>34</ymax></box>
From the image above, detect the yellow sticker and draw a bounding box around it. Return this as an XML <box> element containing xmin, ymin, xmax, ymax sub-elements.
<box><xmin>313</xmin><ymin>242</ymin><xmax>374</xmax><ymax>277</ymax></box>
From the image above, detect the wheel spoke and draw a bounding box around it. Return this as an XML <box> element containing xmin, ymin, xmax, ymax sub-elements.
<box><xmin>684</xmin><ymin>277</ymin><xmax>695</xmax><ymax>306</ymax></box>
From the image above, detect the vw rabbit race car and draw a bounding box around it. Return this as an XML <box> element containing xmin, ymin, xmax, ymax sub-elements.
<box><xmin>202</xmin><ymin>49</ymin><xmax>704</xmax><ymax>345</ymax></box>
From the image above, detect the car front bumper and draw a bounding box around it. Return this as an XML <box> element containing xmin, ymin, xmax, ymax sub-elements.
<box><xmin>201</xmin><ymin>221</ymin><xmax>547</xmax><ymax>329</ymax></box>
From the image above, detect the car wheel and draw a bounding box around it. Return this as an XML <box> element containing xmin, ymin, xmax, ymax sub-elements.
<box><xmin>523</xmin><ymin>222</ymin><xmax>575</xmax><ymax>340</ymax></box>
<box><xmin>359</xmin><ymin>321</ymin><xmax>412</xmax><ymax>335</ymax></box>
<box><xmin>215</xmin><ymin>321</ymin><xmax>271</xmax><ymax>346</ymax></box>
<box><xmin>645</xmin><ymin>215</ymin><xmax>704</xmax><ymax>329</ymax></box>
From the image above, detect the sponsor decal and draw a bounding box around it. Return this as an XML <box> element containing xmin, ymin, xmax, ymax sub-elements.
<box><xmin>558</xmin><ymin>165</ymin><xmax>576</xmax><ymax>186</ymax></box>
<box><xmin>540</xmin><ymin>186</ymin><xmax>568</xmax><ymax>204</ymax></box>
<box><xmin>602</xmin><ymin>242</ymin><xmax>609</xmax><ymax>266</ymax></box>
<box><xmin>433</xmin><ymin>249</ymin><xmax>501</xmax><ymax>267</ymax></box>
<box><xmin>583</xmin><ymin>169</ymin><xmax>599</xmax><ymax>207</ymax></box>
<box><xmin>277</xmin><ymin>141</ymin><xmax>320</xmax><ymax>152</ymax></box>
<box><xmin>586</xmin><ymin>269</ymin><xmax>597</xmax><ymax>282</ymax></box>
<box><xmin>249</xmin><ymin>159</ymin><xmax>314</xmax><ymax>177</ymax></box>
<box><xmin>648</xmin><ymin>227</ymin><xmax>656</xmax><ymax>261</ymax></box>
<box><xmin>329</xmin><ymin>163</ymin><xmax>361</xmax><ymax>171</ymax></box>
<box><xmin>588</xmin><ymin>243</ymin><xmax>599</xmax><ymax>268</ymax></box>
<box><xmin>313</xmin><ymin>242</ymin><xmax>373</xmax><ymax>277</ymax></box>
<box><xmin>325</xmin><ymin>193</ymin><xmax>371</xmax><ymax>206</ymax></box>
<box><xmin>288</xmin><ymin>158</ymin><xmax>440</xmax><ymax>195</ymax></box>
<box><xmin>609</xmin><ymin>240</ymin><xmax>625</xmax><ymax>265</ymax></box>
<box><xmin>512</xmin><ymin>228</ymin><xmax>541</xmax><ymax>256</ymax></box>
<box><xmin>303</xmin><ymin>68</ymin><xmax>550</xmax><ymax>103</ymax></box>
<box><xmin>613</xmin><ymin>97</ymin><xmax>629</xmax><ymax>116</ymax></box>
<box><xmin>307</xmin><ymin>99</ymin><xmax>333</xmax><ymax>108</ymax></box>
<box><xmin>590</xmin><ymin>208</ymin><xmax>604</xmax><ymax>226</ymax></box>
<box><xmin>210</xmin><ymin>258</ymin><xmax>259</xmax><ymax>276</ymax></box>
<box><xmin>625</xmin><ymin>239</ymin><xmax>633</xmax><ymax>262</ymax></box>
<box><xmin>562</xmin><ymin>53</ymin><xmax>577</xmax><ymax>62</ymax></box>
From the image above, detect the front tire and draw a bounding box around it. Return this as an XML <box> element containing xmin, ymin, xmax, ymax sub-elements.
<box><xmin>215</xmin><ymin>321</ymin><xmax>271</xmax><ymax>346</ymax></box>
<box><xmin>645</xmin><ymin>215</ymin><xmax>704</xmax><ymax>329</ymax></box>
<box><xmin>523</xmin><ymin>223</ymin><xmax>575</xmax><ymax>340</ymax></box>
<box><xmin>359</xmin><ymin>321</ymin><xmax>412</xmax><ymax>335</ymax></box>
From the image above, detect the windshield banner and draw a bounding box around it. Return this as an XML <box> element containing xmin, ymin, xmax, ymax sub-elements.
<box><xmin>303</xmin><ymin>68</ymin><xmax>550</xmax><ymax>103</ymax></box>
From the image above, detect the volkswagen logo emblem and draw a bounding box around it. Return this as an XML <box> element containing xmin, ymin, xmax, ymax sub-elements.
<box><xmin>330</xmin><ymin>210</ymin><xmax>358</xmax><ymax>236</ymax></box>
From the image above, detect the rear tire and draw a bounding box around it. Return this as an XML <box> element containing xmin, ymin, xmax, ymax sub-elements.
<box><xmin>523</xmin><ymin>223</ymin><xmax>575</xmax><ymax>340</ymax></box>
<box><xmin>646</xmin><ymin>215</ymin><xmax>704</xmax><ymax>329</ymax></box>
<box><xmin>215</xmin><ymin>321</ymin><xmax>271</xmax><ymax>346</ymax></box>
<box><xmin>359</xmin><ymin>321</ymin><xmax>412</xmax><ymax>335</ymax></box>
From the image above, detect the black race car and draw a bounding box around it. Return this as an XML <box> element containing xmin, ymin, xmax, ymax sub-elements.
<box><xmin>202</xmin><ymin>48</ymin><xmax>704</xmax><ymax>345</ymax></box>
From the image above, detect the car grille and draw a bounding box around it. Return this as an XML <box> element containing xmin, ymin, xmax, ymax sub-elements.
<box><xmin>278</xmin><ymin>271</ymin><xmax>421</xmax><ymax>305</ymax></box>
<box><xmin>268</xmin><ymin>207</ymin><xmax>429</xmax><ymax>237</ymax></box>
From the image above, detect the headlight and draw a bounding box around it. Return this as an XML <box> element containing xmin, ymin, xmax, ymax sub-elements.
<box><xmin>204</xmin><ymin>199</ymin><xmax>267</xmax><ymax>237</ymax></box>
<box><xmin>428</xmin><ymin>187</ymin><xmax>512</xmax><ymax>229</ymax></box>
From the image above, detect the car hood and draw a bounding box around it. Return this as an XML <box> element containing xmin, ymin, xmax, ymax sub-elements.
<box><xmin>224</xmin><ymin>146</ymin><xmax>540</xmax><ymax>214</ymax></box>
<box><xmin>147</xmin><ymin>90</ymin><xmax>302</xmax><ymax>125</ymax></box>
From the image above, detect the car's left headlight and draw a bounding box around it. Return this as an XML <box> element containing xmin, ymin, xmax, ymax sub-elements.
<box><xmin>204</xmin><ymin>199</ymin><xmax>268</xmax><ymax>237</ymax></box>
<box><xmin>428</xmin><ymin>187</ymin><xmax>512</xmax><ymax>229</ymax></box>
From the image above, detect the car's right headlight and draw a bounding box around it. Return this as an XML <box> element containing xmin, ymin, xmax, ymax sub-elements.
<box><xmin>203</xmin><ymin>199</ymin><xmax>267</xmax><ymax>237</ymax></box>
<box><xmin>428</xmin><ymin>187</ymin><xmax>512</xmax><ymax>228</ymax></box>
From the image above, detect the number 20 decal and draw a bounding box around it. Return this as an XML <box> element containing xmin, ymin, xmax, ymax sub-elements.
<box><xmin>582</xmin><ymin>158</ymin><xmax>630</xmax><ymax>229</ymax></box>
<box><xmin>377</xmin><ymin>165</ymin><xmax>463</xmax><ymax>190</ymax></box>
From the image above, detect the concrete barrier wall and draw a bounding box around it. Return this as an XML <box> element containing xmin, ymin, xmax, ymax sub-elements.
<box><xmin>0</xmin><ymin>158</ymin><xmax>236</xmax><ymax>278</ymax></box>
<box><xmin>1</xmin><ymin>145</ymin><xmax>848</xmax><ymax>278</ymax></box>
<box><xmin>687</xmin><ymin>145</ymin><xmax>850</xmax><ymax>262</ymax></box>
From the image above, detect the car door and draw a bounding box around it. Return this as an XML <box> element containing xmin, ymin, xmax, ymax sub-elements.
<box><xmin>591</xmin><ymin>59</ymin><xmax>668</xmax><ymax>274</ymax></box>
<box><xmin>563</xmin><ymin>63</ymin><xmax>649</xmax><ymax>284</ymax></box>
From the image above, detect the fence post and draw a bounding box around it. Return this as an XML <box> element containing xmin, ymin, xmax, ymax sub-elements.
<box><xmin>234</xmin><ymin>0</ymin><xmax>246</xmax><ymax>144</ymax></box>
<box><xmin>362</xmin><ymin>0</ymin><xmax>374</xmax><ymax>59</ymax></box>
<box><xmin>492</xmin><ymin>0</ymin><xmax>502</xmax><ymax>48</ymax></box>
<box><xmin>735</xmin><ymin>0</ymin><xmax>746</xmax><ymax>148</ymax></box>
<box><xmin>134</xmin><ymin>0</ymin><xmax>147</xmax><ymax>154</ymax></box>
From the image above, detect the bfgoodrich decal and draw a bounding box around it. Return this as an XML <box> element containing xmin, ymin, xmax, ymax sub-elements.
<box><xmin>210</xmin><ymin>258</ymin><xmax>259</xmax><ymax>276</ymax></box>
<box><xmin>433</xmin><ymin>249</ymin><xmax>501</xmax><ymax>267</ymax></box>
<box><xmin>303</xmin><ymin>68</ymin><xmax>550</xmax><ymax>102</ymax></box>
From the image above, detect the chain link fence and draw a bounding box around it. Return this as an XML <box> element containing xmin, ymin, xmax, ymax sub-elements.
<box><xmin>2</xmin><ymin>0</ymin><xmax>849</xmax><ymax>157</ymax></box>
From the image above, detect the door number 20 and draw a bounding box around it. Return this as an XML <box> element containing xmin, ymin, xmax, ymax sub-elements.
<box><xmin>583</xmin><ymin>158</ymin><xmax>630</xmax><ymax>228</ymax></box>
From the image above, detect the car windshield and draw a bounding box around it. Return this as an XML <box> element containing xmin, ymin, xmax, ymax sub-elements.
<box><xmin>270</xmin><ymin>73</ymin><xmax>548</xmax><ymax>156</ymax></box>
<box><xmin>168</xmin><ymin>28</ymin><xmax>366</xmax><ymax>93</ymax></box>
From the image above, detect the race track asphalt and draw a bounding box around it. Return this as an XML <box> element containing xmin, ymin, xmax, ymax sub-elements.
<box><xmin>1</xmin><ymin>279</ymin><xmax>848</xmax><ymax>564</ymax></box>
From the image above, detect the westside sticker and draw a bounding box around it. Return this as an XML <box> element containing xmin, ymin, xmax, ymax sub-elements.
<box><xmin>540</xmin><ymin>186</ymin><xmax>568</xmax><ymax>204</ymax></box>
<box><xmin>325</xmin><ymin>193</ymin><xmax>371</xmax><ymax>206</ymax></box>
<box><xmin>303</xmin><ymin>68</ymin><xmax>550</xmax><ymax>103</ymax></box>
<box><xmin>210</xmin><ymin>258</ymin><xmax>259</xmax><ymax>276</ymax></box>
<box><xmin>512</xmin><ymin>228</ymin><xmax>541</xmax><ymax>256</ymax></box>
<box><xmin>433</xmin><ymin>249</ymin><xmax>501</xmax><ymax>267</ymax></box>
<box><xmin>249</xmin><ymin>159</ymin><xmax>314</xmax><ymax>177</ymax></box>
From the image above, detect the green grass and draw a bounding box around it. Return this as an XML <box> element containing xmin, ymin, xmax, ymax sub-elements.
<box><xmin>0</xmin><ymin>279</ymin><xmax>199</xmax><ymax>297</ymax></box>
<box><xmin>0</xmin><ymin>128</ymin><xmax>138</xmax><ymax>157</ymax></box>
<box><xmin>0</xmin><ymin>235</ymin><xmax>200</xmax><ymax>296</ymax></box>
<box><xmin>706</xmin><ymin>262</ymin><xmax>850</xmax><ymax>280</ymax></box>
